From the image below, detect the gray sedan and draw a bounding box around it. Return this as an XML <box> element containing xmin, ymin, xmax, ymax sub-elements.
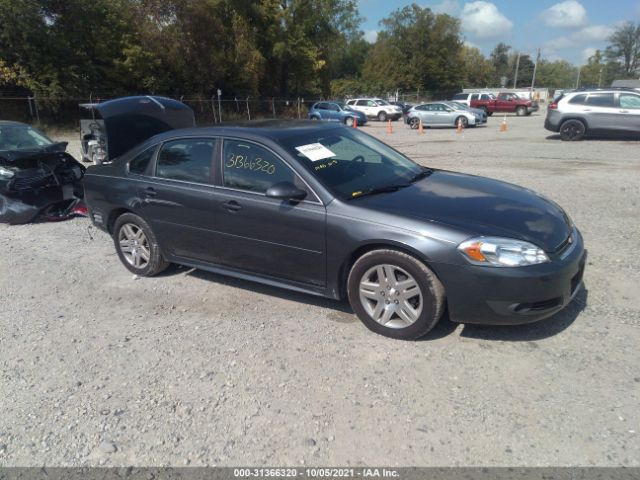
<box><xmin>444</xmin><ymin>101</ymin><xmax>488</xmax><ymax>124</ymax></box>
<box><xmin>406</xmin><ymin>102</ymin><xmax>479</xmax><ymax>129</ymax></box>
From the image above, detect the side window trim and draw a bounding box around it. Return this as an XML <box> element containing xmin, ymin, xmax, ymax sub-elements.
<box><xmin>152</xmin><ymin>136</ymin><xmax>218</xmax><ymax>186</ymax></box>
<box><xmin>219</xmin><ymin>137</ymin><xmax>323</xmax><ymax>205</ymax></box>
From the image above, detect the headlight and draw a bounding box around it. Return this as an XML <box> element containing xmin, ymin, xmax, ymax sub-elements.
<box><xmin>0</xmin><ymin>166</ymin><xmax>15</xmax><ymax>178</ymax></box>
<box><xmin>458</xmin><ymin>237</ymin><xmax>550</xmax><ymax>267</ymax></box>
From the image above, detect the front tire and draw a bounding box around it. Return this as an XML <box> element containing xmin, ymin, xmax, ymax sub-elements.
<box><xmin>345</xmin><ymin>116</ymin><xmax>355</xmax><ymax>127</ymax></box>
<box><xmin>347</xmin><ymin>249</ymin><xmax>445</xmax><ymax>340</ymax></box>
<box><xmin>516</xmin><ymin>106</ymin><xmax>527</xmax><ymax>116</ymax></box>
<box><xmin>455</xmin><ymin>116</ymin><xmax>468</xmax><ymax>128</ymax></box>
<box><xmin>377</xmin><ymin>111</ymin><xmax>387</xmax><ymax>122</ymax></box>
<box><xmin>113</xmin><ymin>213</ymin><xmax>169</xmax><ymax>276</ymax></box>
<box><xmin>559</xmin><ymin>119</ymin><xmax>586</xmax><ymax>141</ymax></box>
<box><xmin>409</xmin><ymin>117</ymin><xmax>420</xmax><ymax>129</ymax></box>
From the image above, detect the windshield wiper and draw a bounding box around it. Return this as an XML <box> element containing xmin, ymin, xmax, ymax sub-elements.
<box><xmin>348</xmin><ymin>184</ymin><xmax>410</xmax><ymax>200</ymax></box>
<box><xmin>408</xmin><ymin>168</ymin><xmax>433</xmax><ymax>183</ymax></box>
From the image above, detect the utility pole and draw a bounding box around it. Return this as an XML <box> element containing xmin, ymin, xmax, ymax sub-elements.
<box><xmin>530</xmin><ymin>48</ymin><xmax>541</xmax><ymax>95</ymax></box>
<box><xmin>513</xmin><ymin>52</ymin><xmax>521</xmax><ymax>89</ymax></box>
<box><xmin>575</xmin><ymin>67</ymin><xmax>581</xmax><ymax>88</ymax></box>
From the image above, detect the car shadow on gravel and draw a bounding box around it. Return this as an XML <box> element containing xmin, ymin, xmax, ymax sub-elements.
<box><xmin>458</xmin><ymin>286</ymin><xmax>588</xmax><ymax>342</ymax></box>
<box><xmin>184</xmin><ymin>267</ymin><xmax>354</xmax><ymax>314</ymax></box>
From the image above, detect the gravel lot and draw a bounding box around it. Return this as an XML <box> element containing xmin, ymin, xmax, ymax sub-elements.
<box><xmin>1</xmin><ymin>113</ymin><xmax>639</xmax><ymax>467</ymax></box>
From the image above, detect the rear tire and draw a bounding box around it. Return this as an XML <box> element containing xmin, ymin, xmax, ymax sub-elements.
<box><xmin>347</xmin><ymin>249</ymin><xmax>445</xmax><ymax>340</ymax></box>
<box><xmin>113</xmin><ymin>213</ymin><xmax>169</xmax><ymax>276</ymax></box>
<box><xmin>377</xmin><ymin>111</ymin><xmax>387</xmax><ymax>122</ymax></box>
<box><xmin>559</xmin><ymin>119</ymin><xmax>586</xmax><ymax>141</ymax></box>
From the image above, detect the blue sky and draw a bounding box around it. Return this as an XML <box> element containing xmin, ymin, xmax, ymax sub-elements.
<box><xmin>358</xmin><ymin>0</ymin><xmax>640</xmax><ymax>64</ymax></box>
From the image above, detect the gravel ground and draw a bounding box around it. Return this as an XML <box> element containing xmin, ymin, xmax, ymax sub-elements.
<box><xmin>1</xmin><ymin>113</ymin><xmax>639</xmax><ymax>467</ymax></box>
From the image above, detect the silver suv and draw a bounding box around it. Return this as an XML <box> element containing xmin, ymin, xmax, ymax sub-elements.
<box><xmin>545</xmin><ymin>88</ymin><xmax>640</xmax><ymax>140</ymax></box>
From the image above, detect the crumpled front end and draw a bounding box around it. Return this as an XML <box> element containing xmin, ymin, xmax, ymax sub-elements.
<box><xmin>0</xmin><ymin>151</ymin><xmax>86</xmax><ymax>225</ymax></box>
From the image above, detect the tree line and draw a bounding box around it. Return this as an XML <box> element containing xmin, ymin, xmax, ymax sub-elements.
<box><xmin>1</xmin><ymin>1</ymin><xmax>639</xmax><ymax>100</ymax></box>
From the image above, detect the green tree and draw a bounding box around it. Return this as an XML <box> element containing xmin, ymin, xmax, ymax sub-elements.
<box><xmin>605</xmin><ymin>21</ymin><xmax>640</xmax><ymax>77</ymax></box>
<box><xmin>536</xmin><ymin>59</ymin><xmax>578</xmax><ymax>88</ymax></box>
<box><xmin>461</xmin><ymin>46</ymin><xmax>494</xmax><ymax>88</ymax></box>
<box><xmin>489</xmin><ymin>42</ymin><xmax>511</xmax><ymax>86</ymax></box>
<box><xmin>362</xmin><ymin>4</ymin><xmax>464</xmax><ymax>93</ymax></box>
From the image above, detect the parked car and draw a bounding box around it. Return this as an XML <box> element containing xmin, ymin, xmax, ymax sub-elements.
<box><xmin>390</xmin><ymin>101</ymin><xmax>414</xmax><ymax>115</ymax></box>
<box><xmin>308</xmin><ymin>101</ymin><xmax>367</xmax><ymax>127</ymax></box>
<box><xmin>0</xmin><ymin>121</ymin><xmax>85</xmax><ymax>224</ymax></box>
<box><xmin>84</xmin><ymin>103</ymin><xmax>585</xmax><ymax>340</ymax></box>
<box><xmin>443</xmin><ymin>101</ymin><xmax>488</xmax><ymax>124</ymax></box>
<box><xmin>472</xmin><ymin>92</ymin><xmax>539</xmax><ymax>116</ymax></box>
<box><xmin>345</xmin><ymin>98</ymin><xmax>403</xmax><ymax>121</ymax></box>
<box><xmin>545</xmin><ymin>87</ymin><xmax>640</xmax><ymax>140</ymax></box>
<box><xmin>405</xmin><ymin>102</ymin><xmax>479</xmax><ymax>129</ymax></box>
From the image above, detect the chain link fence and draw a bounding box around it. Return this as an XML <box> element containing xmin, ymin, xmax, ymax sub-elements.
<box><xmin>0</xmin><ymin>90</ymin><xmax>462</xmax><ymax>128</ymax></box>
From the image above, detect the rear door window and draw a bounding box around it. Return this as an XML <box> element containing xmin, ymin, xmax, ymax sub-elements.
<box><xmin>480</xmin><ymin>94</ymin><xmax>492</xmax><ymax>100</ymax></box>
<box><xmin>586</xmin><ymin>93</ymin><xmax>614</xmax><ymax>107</ymax></box>
<box><xmin>452</xmin><ymin>93</ymin><xmax>467</xmax><ymax>100</ymax></box>
<box><xmin>156</xmin><ymin>139</ymin><xmax>215</xmax><ymax>183</ymax></box>
<box><xmin>471</xmin><ymin>94</ymin><xmax>479</xmax><ymax>100</ymax></box>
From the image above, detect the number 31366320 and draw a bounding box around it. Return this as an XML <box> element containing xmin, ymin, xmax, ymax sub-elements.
<box><xmin>226</xmin><ymin>154</ymin><xmax>276</xmax><ymax>174</ymax></box>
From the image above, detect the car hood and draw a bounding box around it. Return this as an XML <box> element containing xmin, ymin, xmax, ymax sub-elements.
<box><xmin>0</xmin><ymin>142</ymin><xmax>68</xmax><ymax>162</ymax></box>
<box><xmin>352</xmin><ymin>170</ymin><xmax>572</xmax><ymax>252</ymax></box>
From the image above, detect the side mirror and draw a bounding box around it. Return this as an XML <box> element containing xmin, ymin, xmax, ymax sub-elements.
<box><xmin>265</xmin><ymin>181</ymin><xmax>307</xmax><ymax>201</ymax></box>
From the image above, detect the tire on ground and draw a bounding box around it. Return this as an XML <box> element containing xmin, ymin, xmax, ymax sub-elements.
<box><xmin>347</xmin><ymin>249</ymin><xmax>445</xmax><ymax>340</ymax></box>
<box><xmin>113</xmin><ymin>212</ymin><xmax>170</xmax><ymax>276</ymax></box>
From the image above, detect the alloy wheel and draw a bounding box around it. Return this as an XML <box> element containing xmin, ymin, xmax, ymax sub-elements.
<box><xmin>358</xmin><ymin>264</ymin><xmax>423</xmax><ymax>329</ymax></box>
<box><xmin>118</xmin><ymin>223</ymin><xmax>151</xmax><ymax>269</ymax></box>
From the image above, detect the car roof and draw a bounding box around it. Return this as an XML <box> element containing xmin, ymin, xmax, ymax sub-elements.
<box><xmin>145</xmin><ymin>120</ymin><xmax>344</xmax><ymax>143</ymax></box>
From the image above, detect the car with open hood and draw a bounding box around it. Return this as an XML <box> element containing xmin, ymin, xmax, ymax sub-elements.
<box><xmin>0</xmin><ymin>121</ymin><xmax>85</xmax><ymax>225</ymax></box>
<box><xmin>83</xmin><ymin>101</ymin><xmax>585</xmax><ymax>340</ymax></box>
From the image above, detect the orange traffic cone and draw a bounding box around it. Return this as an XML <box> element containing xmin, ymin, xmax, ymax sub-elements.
<box><xmin>352</xmin><ymin>116</ymin><xmax>358</xmax><ymax>129</ymax></box>
<box><xmin>387</xmin><ymin>119</ymin><xmax>393</xmax><ymax>134</ymax></box>
<box><xmin>418</xmin><ymin>119</ymin><xmax>424</xmax><ymax>134</ymax></box>
<box><xmin>456</xmin><ymin>118</ymin><xmax>463</xmax><ymax>133</ymax></box>
<box><xmin>500</xmin><ymin>115</ymin><xmax>507</xmax><ymax>132</ymax></box>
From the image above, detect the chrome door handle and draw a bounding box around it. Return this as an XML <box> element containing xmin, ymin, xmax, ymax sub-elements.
<box><xmin>143</xmin><ymin>187</ymin><xmax>157</xmax><ymax>197</ymax></box>
<box><xmin>619</xmin><ymin>110</ymin><xmax>629</xmax><ymax>113</ymax></box>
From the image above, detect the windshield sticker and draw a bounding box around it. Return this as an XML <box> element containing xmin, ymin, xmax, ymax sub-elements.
<box><xmin>295</xmin><ymin>143</ymin><xmax>336</xmax><ymax>162</ymax></box>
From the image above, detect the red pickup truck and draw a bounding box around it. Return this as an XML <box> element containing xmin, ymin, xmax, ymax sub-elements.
<box><xmin>470</xmin><ymin>92</ymin><xmax>539</xmax><ymax>116</ymax></box>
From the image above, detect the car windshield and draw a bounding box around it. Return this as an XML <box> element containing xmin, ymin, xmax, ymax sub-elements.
<box><xmin>281</xmin><ymin>128</ymin><xmax>425</xmax><ymax>200</ymax></box>
<box><xmin>0</xmin><ymin>124</ymin><xmax>54</xmax><ymax>151</ymax></box>
<box><xmin>446</xmin><ymin>102</ymin><xmax>465</xmax><ymax>110</ymax></box>
<box><xmin>374</xmin><ymin>99</ymin><xmax>390</xmax><ymax>106</ymax></box>
<box><xmin>336</xmin><ymin>103</ymin><xmax>353</xmax><ymax>111</ymax></box>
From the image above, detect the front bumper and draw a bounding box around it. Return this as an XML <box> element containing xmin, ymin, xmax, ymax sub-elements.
<box><xmin>528</xmin><ymin>104</ymin><xmax>539</xmax><ymax>113</ymax></box>
<box><xmin>433</xmin><ymin>229</ymin><xmax>586</xmax><ymax>325</ymax></box>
